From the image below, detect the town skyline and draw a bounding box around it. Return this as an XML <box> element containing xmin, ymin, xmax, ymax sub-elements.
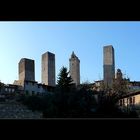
<box><xmin>0</xmin><ymin>22</ymin><xmax>140</xmax><ymax>84</ymax></box>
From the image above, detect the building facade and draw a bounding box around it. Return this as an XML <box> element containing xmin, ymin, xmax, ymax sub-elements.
<box><xmin>69</xmin><ymin>51</ymin><xmax>80</xmax><ymax>86</ymax></box>
<box><xmin>23</xmin><ymin>81</ymin><xmax>49</xmax><ymax>95</ymax></box>
<box><xmin>42</xmin><ymin>52</ymin><xmax>56</xmax><ymax>87</ymax></box>
<box><xmin>103</xmin><ymin>45</ymin><xmax>115</xmax><ymax>88</ymax></box>
<box><xmin>14</xmin><ymin>79</ymin><xmax>53</xmax><ymax>95</ymax></box>
<box><xmin>118</xmin><ymin>91</ymin><xmax>140</xmax><ymax>116</ymax></box>
<box><xmin>14</xmin><ymin>57</ymin><xmax>53</xmax><ymax>95</ymax></box>
<box><xmin>0</xmin><ymin>82</ymin><xmax>24</xmax><ymax>97</ymax></box>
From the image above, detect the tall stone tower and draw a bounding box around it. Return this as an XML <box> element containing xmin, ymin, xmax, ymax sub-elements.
<box><xmin>42</xmin><ymin>51</ymin><xmax>55</xmax><ymax>87</ymax></box>
<box><xmin>69</xmin><ymin>51</ymin><xmax>80</xmax><ymax>86</ymax></box>
<box><xmin>19</xmin><ymin>58</ymin><xmax>35</xmax><ymax>81</ymax></box>
<box><xmin>103</xmin><ymin>45</ymin><xmax>115</xmax><ymax>87</ymax></box>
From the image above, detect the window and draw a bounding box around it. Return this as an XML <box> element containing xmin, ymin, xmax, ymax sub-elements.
<box><xmin>120</xmin><ymin>100</ymin><xmax>122</xmax><ymax>106</ymax></box>
<box><xmin>12</xmin><ymin>89</ymin><xmax>15</xmax><ymax>93</ymax></box>
<box><xmin>122</xmin><ymin>99</ymin><xmax>125</xmax><ymax>106</ymax></box>
<box><xmin>8</xmin><ymin>88</ymin><xmax>11</xmax><ymax>93</ymax></box>
<box><xmin>129</xmin><ymin>97</ymin><xmax>132</xmax><ymax>104</ymax></box>
<box><xmin>133</xmin><ymin>97</ymin><xmax>135</xmax><ymax>105</ymax></box>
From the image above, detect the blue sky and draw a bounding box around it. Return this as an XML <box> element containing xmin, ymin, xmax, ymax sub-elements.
<box><xmin>0</xmin><ymin>21</ymin><xmax>140</xmax><ymax>84</ymax></box>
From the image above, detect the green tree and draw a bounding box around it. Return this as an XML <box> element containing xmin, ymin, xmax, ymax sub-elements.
<box><xmin>57</xmin><ymin>66</ymin><xmax>73</xmax><ymax>92</ymax></box>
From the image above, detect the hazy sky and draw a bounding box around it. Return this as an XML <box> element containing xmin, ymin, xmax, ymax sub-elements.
<box><xmin>0</xmin><ymin>21</ymin><xmax>140</xmax><ymax>84</ymax></box>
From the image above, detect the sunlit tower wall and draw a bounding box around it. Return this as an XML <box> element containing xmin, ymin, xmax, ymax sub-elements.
<box><xmin>19</xmin><ymin>58</ymin><xmax>35</xmax><ymax>81</ymax></box>
<box><xmin>69</xmin><ymin>51</ymin><xmax>80</xmax><ymax>86</ymax></box>
<box><xmin>42</xmin><ymin>52</ymin><xmax>56</xmax><ymax>87</ymax></box>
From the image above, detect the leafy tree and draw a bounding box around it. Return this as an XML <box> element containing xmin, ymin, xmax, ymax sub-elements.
<box><xmin>57</xmin><ymin>66</ymin><xmax>73</xmax><ymax>93</ymax></box>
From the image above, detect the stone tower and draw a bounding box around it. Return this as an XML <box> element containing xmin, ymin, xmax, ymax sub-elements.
<box><xmin>42</xmin><ymin>51</ymin><xmax>55</xmax><ymax>87</ymax></box>
<box><xmin>69</xmin><ymin>51</ymin><xmax>80</xmax><ymax>86</ymax></box>
<box><xmin>19</xmin><ymin>58</ymin><xmax>35</xmax><ymax>81</ymax></box>
<box><xmin>103</xmin><ymin>45</ymin><xmax>115</xmax><ymax>87</ymax></box>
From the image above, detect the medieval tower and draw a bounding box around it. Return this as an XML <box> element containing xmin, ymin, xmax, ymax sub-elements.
<box><xmin>69</xmin><ymin>51</ymin><xmax>80</xmax><ymax>86</ymax></box>
<box><xmin>19</xmin><ymin>58</ymin><xmax>35</xmax><ymax>81</ymax></box>
<box><xmin>103</xmin><ymin>45</ymin><xmax>115</xmax><ymax>87</ymax></box>
<box><xmin>42</xmin><ymin>51</ymin><xmax>56</xmax><ymax>87</ymax></box>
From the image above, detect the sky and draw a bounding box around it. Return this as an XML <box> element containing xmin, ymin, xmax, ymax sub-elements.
<box><xmin>0</xmin><ymin>21</ymin><xmax>140</xmax><ymax>84</ymax></box>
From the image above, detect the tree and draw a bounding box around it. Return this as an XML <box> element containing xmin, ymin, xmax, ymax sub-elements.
<box><xmin>80</xmin><ymin>81</ymin><xmax>92</xmax><ymax>91</ymax></box>
<box><xmin>57</xmin><ymin>66</ymin><xmax>73</xmax><ymax>93</ymax></box>
<box><xmin>95</xmin><ymin>69</ymin><xmax>133</xmax><ymax>117</ymax></box>
<box><xmin>112</xmin><ymin>69</ymin><xmax>129</xmax><ymax>101</ymax></box>
<box><xmin>42</xmin><ymin>69</ymin><xmax>98</xmax><ymax>118</ymax></box>
<box><xmin>0</xmin><ymin>82</ymin><xmax>4</xmax><ymax>93</ymax></box>
<box><xmin>99</xmin><ymin>69</ymin><xmax>129</xmax><ymax>103</ymax></box>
